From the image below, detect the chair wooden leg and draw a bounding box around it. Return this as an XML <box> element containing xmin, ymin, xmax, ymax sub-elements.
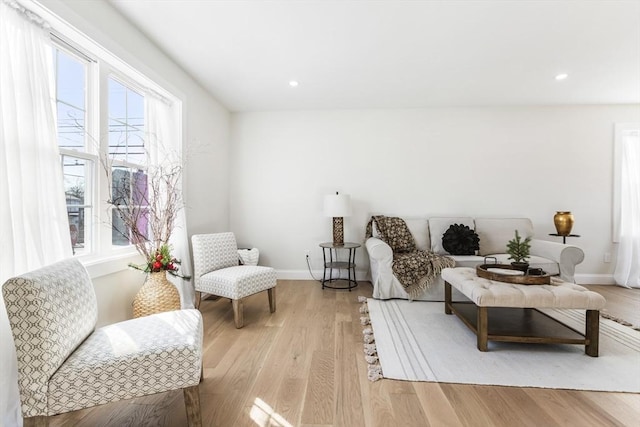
<box><xmin>194</xmin><ymin>291</ymin><xmax>202</xmax><ymax>309</ymax></box>
<box><xmin>24</xmin><ymin>416</ymin><xmax>48</xmax><ymax>427</ymax></box>
<box><xmin>268</xmin><ymin>287</ymin><xmax>276</xmax><ymax>313</ymax></box>
<box><xmin>183</xmin><ymin>385</ymin><xmax>202</xmax><ymax>427</ymax></box>
<box><xmin>232</xmin><ymin>299</ymin><xmax>244</xmax><ymax>328</ymax></box>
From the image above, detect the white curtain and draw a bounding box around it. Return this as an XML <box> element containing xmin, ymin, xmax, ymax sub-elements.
<box><xmin>1</xmin><ymin>1</ymin><xmax>73</xmax><ymax>425</ymax></box>
<box><xmin>145</xmin><ymin>96</ymin><xmax>194</xmax><ymax>307</ymax></box>
<box><xmin>614</xmin><ymin>132</ymin><xmax>640</xmax><ymax>288</ymax></box>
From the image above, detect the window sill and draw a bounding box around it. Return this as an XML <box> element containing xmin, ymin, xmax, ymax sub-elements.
<box><xmin>81</xmin><ymin>251</ymin><xmax>144</xmax><ymax>279</ymax></box>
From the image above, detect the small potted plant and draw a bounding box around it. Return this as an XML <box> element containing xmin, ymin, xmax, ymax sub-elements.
<box><xmin>506</xmin><ymin>230</ymin><xmax>531</xmax><ymax>272</ymax></box>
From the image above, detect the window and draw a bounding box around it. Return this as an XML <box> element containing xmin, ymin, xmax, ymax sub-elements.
<box><xmin>51</xmin><ymin>37</ymin><xmax>165</xmax><ymax>263</ymax></box>
<box><xmin>54</xmin><ymin>46</ymin><xmax>94</xmax><ymax>256</ymax></box>
<box><xmin>108</xmin><ymin>78</ymin><xmax>148</xmax><ymax>247</ymax></box>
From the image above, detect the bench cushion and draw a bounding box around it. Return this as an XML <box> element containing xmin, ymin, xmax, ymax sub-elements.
<box><xmin>442</xmin><ymin>267</ymin><xmax>605</xmax><ymax>309</ymax></box>
<box><xmin>47</xmin><ymin>309</ymin><xmax>202</xmax><ymax>415</ymax></box>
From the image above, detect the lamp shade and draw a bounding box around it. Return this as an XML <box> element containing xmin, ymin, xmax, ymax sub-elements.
<box><xmin>324</xmin><ymin>193</ymin><xmax>351</xmax><ymax>217</ymax></box>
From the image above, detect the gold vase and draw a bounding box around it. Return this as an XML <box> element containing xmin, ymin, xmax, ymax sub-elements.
<box><xmin>553</xmin><ymin>211</ymin><xmax>574</xmax><ymax>236</ymax></box>
<box><xmin>133</xmin><ymin>271</ymin><xmax>181</xmax><ymax>318</ymax></box>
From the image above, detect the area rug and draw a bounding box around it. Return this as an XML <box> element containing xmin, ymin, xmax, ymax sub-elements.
<box><xmin>363</xmin><ymin>298</ymin><xmax>640</xmax><ymax>392</ymax></box>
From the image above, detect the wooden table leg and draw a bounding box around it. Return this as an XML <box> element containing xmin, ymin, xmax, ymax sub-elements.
<box><xmin>585</xmin><ymin>310</ymin><xmax>599</xmax><ymax>357</ymax></box>
<box><xmin>477</xmin><ymin>306</ymin><xmax>488</xmax><ymax>351</ymax></box>
<box><xmin>445</xmin><ymin>281</ymin><xmax>452</xmax><ymax>314</ymax></box>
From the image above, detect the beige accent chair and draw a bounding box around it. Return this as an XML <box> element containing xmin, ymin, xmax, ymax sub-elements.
<box><xmin>2</xmin><ymin>259</ymin><xmax>203</xmax><ymax>427</ymax></box>
<box><xmin>191</xmin><ymin>232</ymin><xmax>277</xmax><ymax>328</ymax></box>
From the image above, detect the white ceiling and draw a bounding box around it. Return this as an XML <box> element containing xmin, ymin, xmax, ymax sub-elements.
<box><xmin>108</xmin><ymin>0</ymin><xmax>640</xmax><ymax>112</ymax></box>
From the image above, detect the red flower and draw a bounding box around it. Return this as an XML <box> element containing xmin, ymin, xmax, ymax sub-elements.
<box><xmin>153</xmin><ymin>261</ymin><xmax>162</xmax><ymax>270</ymax></box>
<box><xmin>167</xmin><ymin>263</ymin><xmax>175</xmax><ymax>270</ymax></box>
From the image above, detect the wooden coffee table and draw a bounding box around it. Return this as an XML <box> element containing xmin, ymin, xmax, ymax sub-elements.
<box><xmin>441</xmin><ymin>267</ymin><xmax>606</xmax><ymax>356</ymax></box>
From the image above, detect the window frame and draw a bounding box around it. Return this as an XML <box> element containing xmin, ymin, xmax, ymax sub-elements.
<box><xmin>37</xmin><ymin>5</ymin><xmax>182</xmax><ymax>277</ymax></box>
<box><xmin>53</xmin><ymin>42</ymin><xmax>97</xmax><ymax>256</ymax></box>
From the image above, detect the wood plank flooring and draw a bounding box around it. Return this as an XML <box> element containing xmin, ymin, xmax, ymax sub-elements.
<box><xmin>584</xmin><ymin>284</ymin><xmax>640</xmax><ymax>327</ymax></box>
<box><xmin>52</xmin><ymin>280</ymin><xmax>640</xmax><ymax>427</ymax></box>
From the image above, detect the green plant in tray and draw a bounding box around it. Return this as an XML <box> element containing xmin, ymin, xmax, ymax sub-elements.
<box><xmin>506</xmin><ymin>230</ymin><xmax>531</xmax><ymax>263</ymax></box>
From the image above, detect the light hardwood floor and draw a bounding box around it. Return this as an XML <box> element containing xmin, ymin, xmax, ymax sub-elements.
<box><xmin>52</xmin><ymin>280</ymin><xmax>640</xmax><ymax>427</ymax></box>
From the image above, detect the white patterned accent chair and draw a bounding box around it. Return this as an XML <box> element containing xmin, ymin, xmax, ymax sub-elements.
<box><xmin>2</xmin><ymin>258</ymin><xmax>203</xmax><ymax>427</ymax></box>
<box><xmin>191</xmin><ymin>232</ymin><xmax>277</xmax><ymax>328</ymax></box>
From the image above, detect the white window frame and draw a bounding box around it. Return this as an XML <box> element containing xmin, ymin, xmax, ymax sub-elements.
<box><xmin>613</xmin><ymin>123</ymin><xmax>640</xmax><ymax>242</ymax></box>
<box><xmin>53</xmin><ymin>41</ymin><xmax>98</xmax><ymax>257</ymax></box>
<box><xmin>32</xmin><ymin>1</ymin><xmax>182</xmax><ymax>277</ymax></box>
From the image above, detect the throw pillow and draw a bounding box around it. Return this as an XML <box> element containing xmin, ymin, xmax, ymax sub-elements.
<box><xmin>442</xmin><ymin>224</ymin><xmax>480</xmax><ymax>255</ymax></box>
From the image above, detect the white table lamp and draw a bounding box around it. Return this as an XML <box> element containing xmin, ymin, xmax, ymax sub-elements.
<box><xmin>324</xmin><ymin>192</ymin><xmax>352</xmax><ymax>245</ymax></box>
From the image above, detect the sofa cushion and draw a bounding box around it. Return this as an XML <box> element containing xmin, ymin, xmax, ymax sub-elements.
<box><xmin>403</xmin><ymin>218</ymin><xmax>430</xmax><ymax>251</ymax></box>
<box><xmin>437</xmin><ymin>254</ymin><xmax>560</xmax><ymax>275</ymax></box>
<box><xmin>448</xmin><ymin>255</ymin><xmax>486</xmax><ymax>268</ymax></box>
<box><xmin>429</xmin><ymin>217</ymin><xmax>475</xmax><ymax>254</ymax></box>
<box><xmin>442</xmin><ymin>224</ymin><xmax>480</xmax><ymax>255</ymax></box>
<box><xmin>475</xmin><ymin>218</ymin><xmax>534</xmax><ymax>256</ymax></box>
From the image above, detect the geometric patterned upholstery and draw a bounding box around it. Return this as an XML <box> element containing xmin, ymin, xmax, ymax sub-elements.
<box><xmin>191</xmin><ymin>232</ymin><xmax>277</xmax><ymax>327</ymax></box>
<box><xmin>2</xmin><ymin>258</ymin><xmax>98</xmax><ymax>417</ymax></box>
<box><xmin>198</xmin><ymin>266</ymin><xmax>277</xmax><ymax>300</ymax></box>
<box><xmin>192</xmin><ymin>232</ymin><xmax>241</xmax><ymax>278</ymax></box>
<box><xmin>48</xmin><ymin>309</ymin><xmax>202</xmax><ymax>415</ymax></box>
<box><xmin>2</xmin><ymin>258</ymin><xmax>203</xmax><ymax>421</ymax></box>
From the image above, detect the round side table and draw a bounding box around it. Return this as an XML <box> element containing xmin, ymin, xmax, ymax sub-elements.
<box><xmin>549</xmin><ymin>233</ymin><xmax>580</xmax><ymax>244</ymax></box>
<box><xmin>319</xmin><ymin>242</ymin><xmax>360</xmax><ymax>291</ymax></box>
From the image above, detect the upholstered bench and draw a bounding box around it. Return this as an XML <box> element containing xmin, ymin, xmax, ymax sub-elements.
<box><xmin>441</xmin><ymin>267</ymin><xmax>606</xmax><ymax>356</ymax></box>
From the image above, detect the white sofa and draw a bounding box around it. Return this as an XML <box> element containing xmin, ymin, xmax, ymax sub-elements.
<box><xmin>365</xmin><ymin>217</ymin><xmax>585</xmax><ymax>301</ymax></box>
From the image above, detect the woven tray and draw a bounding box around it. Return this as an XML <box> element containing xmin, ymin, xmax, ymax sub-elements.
<box><xmin>476</xmin><ymin>264</ymin><xmax>551</xmax><ymax>285</ymax></box>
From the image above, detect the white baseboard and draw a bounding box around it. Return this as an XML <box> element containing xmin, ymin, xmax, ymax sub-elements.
<box><xmin>276</xmin><ymin>269</ymin><xmax>368</xmax><ymax>281</ymax></box>
<box><xmin>574</xmin><ymin>273</ymin><xmax>616</xmax><ymax>285</ymax></box>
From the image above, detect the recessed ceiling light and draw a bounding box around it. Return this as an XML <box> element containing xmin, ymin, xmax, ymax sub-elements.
<box><xmin>289</xmin><ymin>81</ymin><xmax>299</xmax><ymax>87</ymax></box>
<box><xmin>555</xmin><ymin>73</ymin><xmax>568</xmax><ymax>81</ymax></box>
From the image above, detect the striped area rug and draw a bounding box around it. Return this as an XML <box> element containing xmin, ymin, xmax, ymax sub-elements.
<box><xmin>365</xmin><ymin>299</ymin><xmax>640</xmax><ymax>392</ymax></box>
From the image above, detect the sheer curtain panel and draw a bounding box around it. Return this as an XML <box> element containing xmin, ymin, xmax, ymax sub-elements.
<box><xmin>146</xmin><ymin>96</ymin><xmax>194</xmax><ymax>307</ymax></box>
<box><xmin>1</xmin><ymin>1</ymin><xmax>72</xmax><ymax>425</ymax></box>
<box><xmin>614</xmin><ymin>131</ymin><xmax>640</xmax><ymax>288</ymax></box>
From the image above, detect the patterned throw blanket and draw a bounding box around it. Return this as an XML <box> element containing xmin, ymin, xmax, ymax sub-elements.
<box><xmin>365</xmin><ymin>215</ymin><xmax>455</xmax><ymax>299</ymax></box>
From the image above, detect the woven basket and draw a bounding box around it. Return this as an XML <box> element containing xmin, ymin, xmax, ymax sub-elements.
<box><xmin>133</xmin><ymin>271</ymin><xmax>181</xmax><ymax>318</ymax></box>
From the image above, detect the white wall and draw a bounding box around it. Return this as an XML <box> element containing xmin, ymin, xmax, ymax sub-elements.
<box><xmin>230</xmin><ymin>105</ymin><xmax>640</xmax><ymax>284</ymax></box>
<box><xmin>39</xmin><ymin>0</ymin><xmax>231</xmax><ymax>324</ymax></box>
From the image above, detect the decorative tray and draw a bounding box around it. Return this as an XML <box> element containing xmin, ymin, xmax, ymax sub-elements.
<box><xmin>476</xmin><ymin>264</ymin><xmax>551</xmax><ymax>285</ymax></box>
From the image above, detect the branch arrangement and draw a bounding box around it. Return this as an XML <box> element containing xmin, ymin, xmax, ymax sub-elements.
<box><xmin>103</xmin><ymin>150</ymin><xmax>189</xmax><ymax>279</ymax></box>
<box><xmin>66</xmin><ymin>115</ymin><xmax>190</xmax><ymax>279</ymax></box>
